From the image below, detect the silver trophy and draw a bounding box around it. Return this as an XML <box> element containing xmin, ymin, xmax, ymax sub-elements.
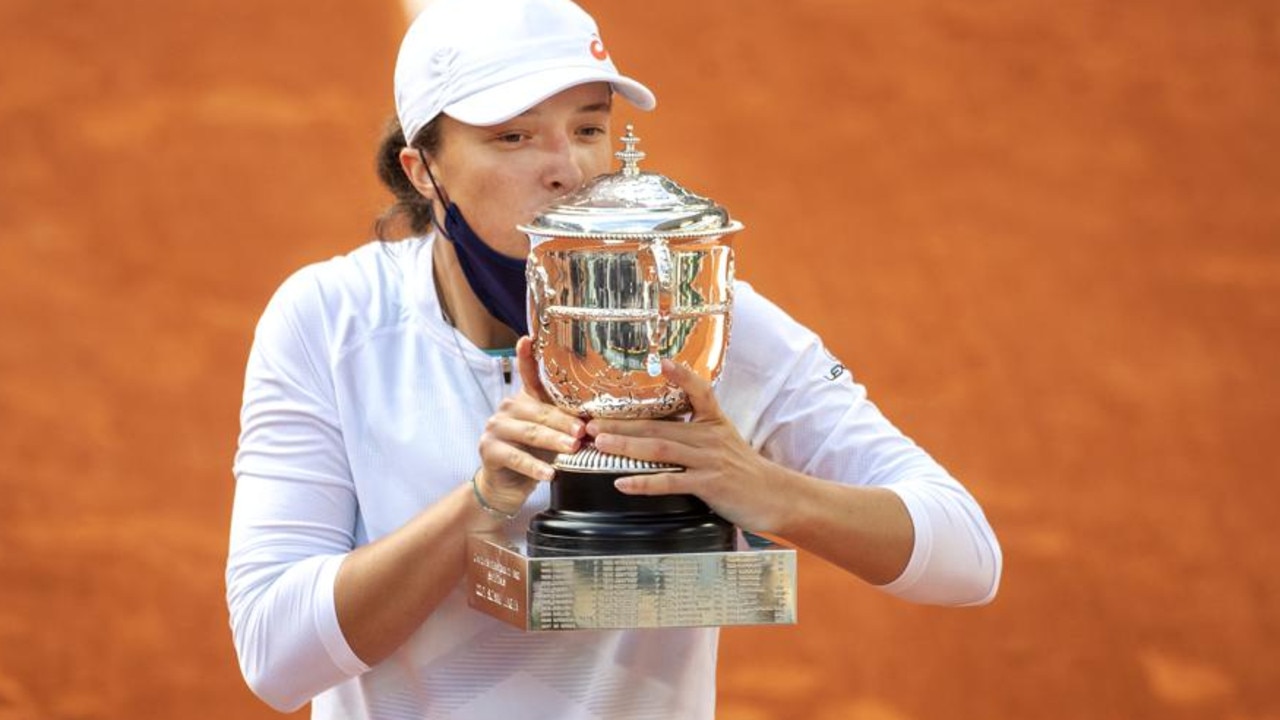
<box><xmin>467</xmin><ymin>126</ymin><xmax>796</xmax><ymax>630</ymax></box>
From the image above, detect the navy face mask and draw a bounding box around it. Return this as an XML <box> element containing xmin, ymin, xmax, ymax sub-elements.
<box><xmin>419</xmin><ymin>150</ymin><xmax>528</xmax><ymax>337</ymax></box>
<box><xmin>441</xmin><ymin>201</ymin><xmax>529</xmax><ymax>337</ymax></box>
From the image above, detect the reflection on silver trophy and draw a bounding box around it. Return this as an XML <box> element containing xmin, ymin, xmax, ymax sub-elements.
<box><xmin>521</xmin><ymin>125</ymin><xmax>742</xmax><ymax>557</ymax></box>
<box><xmin>524</xmin><ymin>125</ymin><xmax>741</xmax><ymax>423</ymax></box>
<box><xmin>467</xmin><ymin>127</ymin><xmax>796</xmax><ymax>630</ymax></box>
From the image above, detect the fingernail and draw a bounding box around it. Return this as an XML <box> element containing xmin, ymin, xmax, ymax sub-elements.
<box><xmin>538</xmin><ymin>465</ymin><xmax>555</xmax><ymax>481</ymax></box>
<box><xmin>614</xmin><ymin>477</ymin><xmax>634</xmax><ymax>492</ymax></box>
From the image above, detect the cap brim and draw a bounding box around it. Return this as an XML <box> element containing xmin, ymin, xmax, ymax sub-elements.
<box><xmin>443</xmin><ymin>67</ymin><xmax>656</xmax><ymax>126</ymax></box>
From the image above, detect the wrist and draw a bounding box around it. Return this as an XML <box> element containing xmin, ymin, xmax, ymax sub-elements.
<box><xmin>470</xmin><ymin>469</ymin><xmax>524</xmax><ymax>520</ymax></box>
<box><xmin>757</xmin><ymin>463</ymin><xmax>808</xmax><ymax>536</ymax></box>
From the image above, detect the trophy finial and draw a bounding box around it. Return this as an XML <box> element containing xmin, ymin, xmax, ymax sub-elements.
<box><xmin>616</xmin><ymin>124</ymin><xmax>645</xmax><ymax>177</ymax></box>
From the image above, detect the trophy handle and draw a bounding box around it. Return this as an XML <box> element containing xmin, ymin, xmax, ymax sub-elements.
<box><xmin>641</xmin><ymin>237</ymin><xmax>673</xmax><ymax>377</ymax></box>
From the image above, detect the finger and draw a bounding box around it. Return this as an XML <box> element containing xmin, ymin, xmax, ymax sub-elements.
<box><xmin>592</xmin><ymin>431</ymin><xmax>693</xmax><ymax>469</ymax></box>
<box><xmin>497</xmin><ymin>394</ymin><xmax>584</xmax><ymax>439</ymax></box>
<box><xmin>614</xmin><ymin>471</ymin><xmax>689</xmax><ymax>496</ymax></box>
<box><xmin>661</xmin><ymin>359</ymin><xmax>724</xmax><ymax>422</ymax></box>
<box><xmin>479</xmin><ymin>437</ymin><xmax>556</xmax><ymax>482</ymax></box>
<box><xmin>516</xmin><ymin>336</ymin><xmax>554</xmax><ymax>405</ymax></box>
<box><xmin>587</xmin><ymin>415</ymin><xmax>669</xmax><ymax>438</ymax></box>
<box><xmin>486</xmin><ymin>413</ymin><xmax>581</xmax><ymax>455</ymax></box>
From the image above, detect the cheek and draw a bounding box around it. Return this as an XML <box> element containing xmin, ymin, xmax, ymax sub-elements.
<box><xmin>583</xmin><ymin>145</ymin><xmax>613</xmax><ymax>178</ymax></box>
<box><xmin>467</xmin><ymin>174</ymin><xmax>537</xmax><ymax>255</ymax></box>
<box><xmin>456</xmin><ymin>168</ymin><xmax>526</xmax><ymax>221</ymax></box>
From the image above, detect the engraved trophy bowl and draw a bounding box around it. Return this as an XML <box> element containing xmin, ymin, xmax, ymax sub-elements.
<box><xmin>519</xmin><ymin>125</ymin><xmax>744</xmax><ymax>556</ymax></box>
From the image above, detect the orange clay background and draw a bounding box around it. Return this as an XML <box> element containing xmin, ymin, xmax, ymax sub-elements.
<box><xmin>1</xmin><ymin>1</ymin><xmax>1278</xmax><ymax>718</ymax></box>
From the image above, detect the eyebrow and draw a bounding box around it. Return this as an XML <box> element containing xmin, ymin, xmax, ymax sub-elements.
<box><xmin>576</xmin><ymin>100</ymin><xmax>613</xmax><ymax>114</ymax></box>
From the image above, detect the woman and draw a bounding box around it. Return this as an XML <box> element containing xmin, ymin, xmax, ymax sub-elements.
<box><xmin>226</xmin><ymin>0</ymin><xmax>1002</xmax><ymax>717</ymax></box>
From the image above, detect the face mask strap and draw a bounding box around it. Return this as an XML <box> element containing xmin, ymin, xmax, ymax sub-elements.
<box><xmin>418</xmin><ymin>148</ymin><xmax>453</xmax><ymax>241</ymax></box>
<box><xmin>412</xmin><ymin>150</ymin><xmax>529</xmax><ymax>336</ymax></box>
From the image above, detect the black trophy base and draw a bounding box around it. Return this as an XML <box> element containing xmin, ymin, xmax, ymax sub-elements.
<box><xmin>527</xmin><ymin>467</ymin><xmax>735</xmax><ymax>557</ymax></box>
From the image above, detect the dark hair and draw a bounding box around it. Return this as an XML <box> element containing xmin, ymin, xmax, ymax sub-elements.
<box><xmin>373</xmin><ymin>115</ymin><xmax>444</xmax><ymax>241</ymax></box>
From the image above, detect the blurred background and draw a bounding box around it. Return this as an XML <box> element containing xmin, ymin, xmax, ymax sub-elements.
<box><xmin>1</xmin><ymin>0</ymin><xmax>1277</xmax><ymax>718</ymax></box>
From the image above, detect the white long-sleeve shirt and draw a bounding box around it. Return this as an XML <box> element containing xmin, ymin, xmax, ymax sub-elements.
<box><xmin>227</xmin><ymin>236</ymin><xmax>1001</xmax><ymax>719</ymax></box>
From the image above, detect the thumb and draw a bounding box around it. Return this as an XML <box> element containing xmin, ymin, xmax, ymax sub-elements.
<box><xmin>516</xmin><ymin>336</ymin><xmax>553</xmax><ymax>403</ymax></box>
<box><xmin>661</xmin><ymin>359</ymin><xmax>724</xmax><ymax>422</ymax></box>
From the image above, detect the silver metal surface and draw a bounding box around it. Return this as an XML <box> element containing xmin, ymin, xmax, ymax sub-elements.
<box><xmin>522</xmin><ymin>125</ymin><xmax>743</xmax><ymax>419</ymax></box>
<box><xmin>552</xmin><ymin>443</ymin><xmax>677</xmax><ymax>474</ymax></box>
<box><xmin>487</xmin><ymin>128</ymin><xmax>791</xmax><ymax>631</ymax></box>
<box><xmin>518</xmin><ymin>126</ymin><xmax>744</xmax><ymax>238</ymax></box>
<box><xmin>467</xmin><ymin>532</ymin><xmax>798</xmax><ymax>631</ymax></box>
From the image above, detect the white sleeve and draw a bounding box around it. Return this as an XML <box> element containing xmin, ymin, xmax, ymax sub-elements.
<box><xmin>726</xmin><ymin>287</ymin><xmax>1002</xmax><ymax>606</ymax></box>
<box><xmin>878</xmin><ymin>477</ymin><xmax>1002</xmax><ymax>606</ymax></box>
<box><xmin>225</xmin><ymin>268</ymin><xmax>369</xmax><ymax>712</ymax></box>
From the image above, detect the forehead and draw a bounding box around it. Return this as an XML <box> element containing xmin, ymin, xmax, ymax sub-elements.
<box><xmin>515</xmin><ymin>82</ymin><xmax>614</xmax><ymax>116</ymax></box>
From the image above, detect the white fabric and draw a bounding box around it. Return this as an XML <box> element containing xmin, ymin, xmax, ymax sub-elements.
<box><xmin>227</xmin><ymin>236</ymin><xmax>1001</xmax><ymax>718</ymax></box>
<box><xmin>394</xmin><ymin>0</ymin><xmax>656</xmax><ymax>141</ymax></box>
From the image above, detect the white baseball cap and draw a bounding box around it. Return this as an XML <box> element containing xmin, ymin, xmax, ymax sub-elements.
<box><xmin>394</xmin><ymin>0</ymin><xmax>657</xmax><ymax>144</ymax></box>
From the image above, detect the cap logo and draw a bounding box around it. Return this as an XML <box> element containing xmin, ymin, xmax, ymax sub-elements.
<box><xmin>589</xmin><ymin>36</ymin><xmax>609</xmax><ymax>61</ymax></box>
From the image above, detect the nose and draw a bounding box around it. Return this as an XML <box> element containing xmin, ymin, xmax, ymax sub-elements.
<box><xmin>541</xmin><ymin>134</ymin><xmax>587</xmax><ymax>195</ymax></box>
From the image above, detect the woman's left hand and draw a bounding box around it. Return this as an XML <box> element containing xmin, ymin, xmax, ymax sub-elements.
<box><xmin>587</xmin><ymin>359</ymin><xmax>792</xmax><ymax>533</ymax></box>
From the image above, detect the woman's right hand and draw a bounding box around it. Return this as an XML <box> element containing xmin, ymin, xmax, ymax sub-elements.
<box><xmin>473</xmin><ymin>336</ymin><xmax>584</xmax><ymax>513</ymax></box>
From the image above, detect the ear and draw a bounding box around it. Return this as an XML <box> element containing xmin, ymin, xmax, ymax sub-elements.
<box><xmin>398</xmin><ymin>147</ymin><xmax>441</xmax><ymax>203</ymax></box>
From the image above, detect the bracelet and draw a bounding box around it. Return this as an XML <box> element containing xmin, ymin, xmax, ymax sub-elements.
<box><xmin>470</xmin><ymin>469</ymin><xmax>519</xmax><ymax>521</ymax></box>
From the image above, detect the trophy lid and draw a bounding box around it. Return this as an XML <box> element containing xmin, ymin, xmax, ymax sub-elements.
<box><xmin>518</xmin><ymin>125</ymin><xmax>744</xmax><ymax>239</ymax></box>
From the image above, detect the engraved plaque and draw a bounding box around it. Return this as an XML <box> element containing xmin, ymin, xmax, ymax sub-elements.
<box><xmin>467</xmin><ymin>531</ymin><xmax>797</xmax><ymax>631</ymax></box>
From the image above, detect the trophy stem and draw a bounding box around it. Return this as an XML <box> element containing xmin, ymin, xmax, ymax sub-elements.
<box><xmin>526</xmin><ymin>442</ymin><xmax>735</xmax><ymax>556</ymax></box>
